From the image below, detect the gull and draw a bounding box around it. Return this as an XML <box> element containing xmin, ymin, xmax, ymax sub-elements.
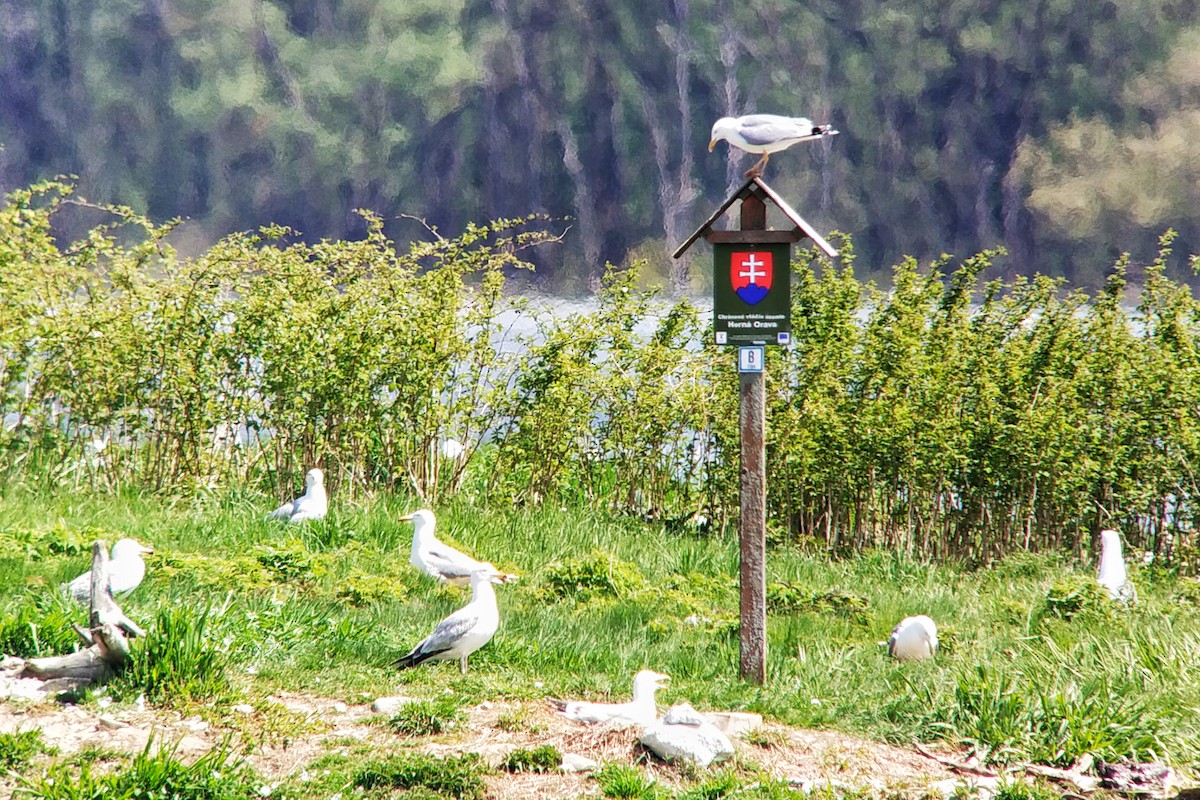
<box><xmin>64</xmin><ymin>538</ymin><xmax>154</xmax><ymax>604</ymax></box>
<box><xmin>394</xmin><ymin>569</ymin><xmax>503</xmax><ymax>673</ymax></box>
<box><xmin>709</xmin><ymin>114</ymin><xmax>839</xmax><ymax>177</ymax></box>
<box><xmin>402</xmin><ymin>509</ymin><xmax>517</xmax><ymax>585</ymax></box>
<box><xmin>550</xmin><ymin>670</ymin><xmax>671</xmax><ymax>727</ymax></box>
<box><xmin>1098</xmin><ymin>528</ymin><xmax>1135</xmax><ymax>603</ymax></box>
<box><xmin>888</xmin><ymin>615</ymin><xmax>938</xmax><ymax>662</ymax></box>
<box><xmin>267</xmin><ymin>468</ymin><xmax>327</xmax><ymax>523</ymax></box>
<box><xmin>441</xmin><ymin>438</ymin><xmax>465</xmax><ymax>460</ymax></box>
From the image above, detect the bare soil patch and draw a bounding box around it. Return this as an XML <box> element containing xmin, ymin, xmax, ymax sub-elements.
<box><xmin>0</xmin><ymin>689</ymin><xmax>954</xmax><ymax>799</ymax></box>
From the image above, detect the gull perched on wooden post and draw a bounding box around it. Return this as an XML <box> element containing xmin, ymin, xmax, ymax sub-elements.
<box><xmin>267</xmin><ymin>467</ymin><xmax>327</xmax><ymax>523</ymax></box>
<box><xmin>709</xmin><ymin>114</ymin><xmax>839</xmax><ymax>177</ymax></box>
<box><xmin>1098</xmin><ymin>528</ymin><xmax>1135</xmax><ymax>603</ymax></box>
<box><xmin>64</xmin><ymin>538</ymin><xmax>154</xmax><ymax>604</ymax></box>
<box><xmin>403</xmin><ymin>509</ymin><xmax>517</xmax><ymax>585</ymax></box>
<box><xmin>394</xmin><ymin>569</ymin><xmax>504</xmax><ymax>673</ymax></box>
<box><xmin>551</xmin><ymin>669</ymin><xmax>671</xmax><ymax>728</ymax></box>
<box><xmin>888</xmin><ymin>615</ymin><xmax>938</xmax><ymax>662</ymax></box>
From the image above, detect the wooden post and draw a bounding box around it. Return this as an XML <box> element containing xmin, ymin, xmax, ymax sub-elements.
<box><xmin>738</xmin><ymin>194</ymin><xmax>768</xmax><ymax>684</ymax></box>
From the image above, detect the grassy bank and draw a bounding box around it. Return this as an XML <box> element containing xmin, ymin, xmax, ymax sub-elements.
<box><xmin>2</xmin><ymin>486</ymin><xmax>1199</xmax><ymax>783</ymax></box>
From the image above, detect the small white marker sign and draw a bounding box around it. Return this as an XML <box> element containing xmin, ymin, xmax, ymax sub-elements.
<box><xmin>738</xmin><ymin>346</ymin><xmax>765</xmax><ymax>373</ymax></box>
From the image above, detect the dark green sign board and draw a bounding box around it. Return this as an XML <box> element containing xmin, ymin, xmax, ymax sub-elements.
<box><xmin>713</xmin><ymin>242</ymin><xmax>792</xmax><ymax>346</ymax></box>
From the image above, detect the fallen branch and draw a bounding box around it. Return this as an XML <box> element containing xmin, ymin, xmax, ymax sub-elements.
<box><xmin>12</xmin><ymin>541</ymin><xmax>141</xmax><ymax>688</ymax></box>
<box><xmin>913</xmin><ymin>742</ymin><xmax>999</xmax><ymax>778</ymax></box>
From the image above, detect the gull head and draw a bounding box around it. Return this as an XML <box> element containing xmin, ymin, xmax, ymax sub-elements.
<box><xmin>709</xmin><ymin>117</ymin><xmax>739</xmax><ymax>151</ymax></box>
<box><xmin>399</xmin><ymin>508</ymin><xmax>436</xmax><ymax>538</ymax></box>
<box><xmin>1100</xmin><ymin>528</ymin><xmax>1124</xmax><ymax>559</ymax></box>
<box><xmin>633</xmin><ymin>669</ymin><xmax>671</xmax><ymax>697</ymax></box>
<box><xmin>305</xmin><ymin>468</ymin><xmax>324</xmax><ymax>489</ymax></box>
<box><xmin>112</xmin><ymin>538</ymin><xmax>154</xmax><ymax>559</ymax></box>
<box><xmin>469</xmin><ymin>567</ymin><xmax>506</xmax><ymax>587</ymax></box>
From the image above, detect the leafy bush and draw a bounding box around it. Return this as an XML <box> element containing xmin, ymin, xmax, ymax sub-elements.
<box><xmin>540</xmin><ymin>551</ymin><xmax>646</xmax><ymax>602</ymax></box>
<box><xmin>20</xmin><ymin>738</ymin><xmax>256</xmax><ymax>800</ymax></box>
<box><xmin>388</xmin><ymin>696</ymin><xmax>464</xmax><ymax>736</ymax></box>
<box><xmin>766</xmin><ymin>582</ymin><xmax>869</xmax><ymax>622</ymax></box>
<box><xmin>499</xmin><ymin>745</ymin><xmax>561</xmax><ymax>773</ymax></box>
<box><xmin>596</xmin><ymin>762</ymin><xmax>660</xmax><ymax>800</ymax></box>
<box><xmin>353</xmin><ymin>752</ymin><xmax>486</xmax><ymax>800</ymax></box>
<box><xmin>0</xmin><ymin>729</ymin><xmax>55</xmax><ymax>771</ymax></box>
<box><xmin>113</xmin><ymin>605</ymin><xmax>233</xmax><ymax>706</ymax></box>
<box><xmin>1042</xmin><ymin>576</ymin><xmax>1111</xmax><ymax>621</ymax></box>
<box><xmin>0</xmin><ymin>593</ymin><xmax>81</xmax><ymax>658</ymax></box>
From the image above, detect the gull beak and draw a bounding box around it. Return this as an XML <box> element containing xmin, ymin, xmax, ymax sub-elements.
<box><xmin>141</xmin><ymin>546</ymin><xmax>155</xmax><ymax>555</ymax></box>
<box><xmin>708</xmin><ymin>139</ymin><xmax>717</xmax><ymax>152</ymax></box>
<box><xmin>398</xmin><ymin>513</ymin><xmax>414</xmax><ymax>522</ymax></box>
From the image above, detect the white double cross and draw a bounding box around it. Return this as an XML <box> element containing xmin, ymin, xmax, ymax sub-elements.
<box><xmin>739</xmin><ymin>254</ymin><xmax>767</xmax><ymax>285</ymax></box>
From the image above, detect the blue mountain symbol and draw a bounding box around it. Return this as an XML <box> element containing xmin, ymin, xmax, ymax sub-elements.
<box><xmin>736</xmin><ymin>284</ymin><xmax>769</xmax><ymax>305</ymax></box>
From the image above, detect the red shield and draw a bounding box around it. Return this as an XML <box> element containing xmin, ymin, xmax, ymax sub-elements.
<box><xmin>731</xmin><ymin>251</ymin><xmax>773</xmax><ymax>305</ymax></box>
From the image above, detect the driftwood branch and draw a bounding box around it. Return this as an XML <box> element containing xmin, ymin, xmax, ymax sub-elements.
<box><xmin>12</xmin><ymin>541</ymin><xmax>141</xmax><ymax>687</ymax></box>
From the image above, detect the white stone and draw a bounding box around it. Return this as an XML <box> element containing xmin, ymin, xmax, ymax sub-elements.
<box><xmin>333</xmin><ymin>702</ymin><xmax>348</xmax><ymax>713</ymax></box>
<box><xmin>640</xmin><ymin>703</ymin><xmax>735</xmax><ymax>768</ymax></box>
<box><xmin>702</xmin><ymin>711</ymin><xmax>762</xmax><ymax>738</ymax></box>
<box><xmin>371</xmin><ymin>696</ymin><xmax>414</xmax><ymax>715</ymax></box>
<box><xmin>232</xmin><ymin>704</ymin><xmax>255</xmax><ymax>714</ymax></box>
<box><xmin>560</xmin><ymin>753</ymin><xmax>599</xmax><ymax>773</ymax></box>
<box><xmin>98</xmin><ymin>714</ymin><xmax>128</xmax><ymax>729</ymax></box>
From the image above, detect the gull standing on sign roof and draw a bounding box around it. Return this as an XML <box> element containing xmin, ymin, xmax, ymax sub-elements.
<box><xmin>394</xmin><ymin>568</ymin><xmax>504</xmax><ymax>673</ymax></box>
<box><xmin>709</xmin><ymin>114</ymin><xmax>839</xmax><ymax>177</ymax></box>
<box><xmin>267</xmin><ymin>467</ymin><xmax>328</xmax><ymax>523</ymax></box>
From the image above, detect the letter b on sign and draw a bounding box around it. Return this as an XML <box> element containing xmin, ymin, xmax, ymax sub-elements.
<box><xmin>738</xmin><ymin>346</ymin><xmax>765</xmax><ymax>373</ymax></box>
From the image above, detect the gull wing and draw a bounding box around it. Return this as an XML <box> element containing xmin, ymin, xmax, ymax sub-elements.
<box><xmin>736</xmin><ymin>115</ymin><xmax>817</xmax><ymax>147</ymax></box>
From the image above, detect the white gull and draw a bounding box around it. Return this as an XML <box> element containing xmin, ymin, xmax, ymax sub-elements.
<box><xmin>888</xmin><ymin>615</ymin><xmax>938</xmax><ymax>662</ymax></box>
<box><xmin>709</xmin><ymin>113</ymin><xmax>839</xmax><ymax>177</ymax></box>
<box><xmin>267</xmin><ymin>468</ymin><xmax>328</xmax><ymax>523</ymax></box>
<box><xmin>64</xmin><ymin>538</ymin><xmax>154</xmax><ymax>604</ymax></box>
<box><xmin>403</xmin><ymin>509</ymin><xmax>517</xmax><ymax>585</ymax></box>
<box><xmin>552</xmin><ymin>670</ymin><xmax>671</xmax><ymax>727</ymax></box>
<box><xmin>394</xmin><ymin>569</ymin><xmax>503</xmax><ymax>673</ymax></box>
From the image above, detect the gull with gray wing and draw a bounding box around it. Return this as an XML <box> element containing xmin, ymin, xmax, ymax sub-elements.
<box><xmin>267</xmin><ymin>467</ymin><xmax>327</xmax><ymax>523</ymax></box>
<box><xmin>709</xmin><ymin>114</ymin><xmax>839</xmax><ymax>177</ymax></box>
<box><xmin>403</xmin><ymin>509</ymin><xmax>517</xmax><ymax>585</ymax></box>
<box><xmin>394</xmin><ymin>568</ymin><xmax>504</xmax><ymax>674</ymax></box>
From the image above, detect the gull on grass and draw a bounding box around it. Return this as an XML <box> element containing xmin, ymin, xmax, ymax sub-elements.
<box><xmin>1098</xmin><ymin>528</ymin><xmax>1136</xmax><ymax>603</ymax></box>
<box><xmin>403</xmin><ymin>508</ymin><xmax>517</xmax><ymax>585</ymax></box>
<box><xmin>394</xmin><ymin>568</ymin><xmax>504</xmax><ymax>674</ymax></box>
<box><xmin>709</xmin><ymin>114</ymin><xmax>839</xmax><ymax>177</ymax></box>
<box><xmin>887</xmin><ymin>615</ymin><xmax>938</xmax><ymax>662</ymax></box>
<box><xmin>267</xmin><ymin>467</ymin><xmax>327</xmax><ymax>523</ymax></box>
<box><xmin>551</xmin><ymin>669</ymin><xmax>671</xmax><ymax>728</ymax></box>
<box><xmin>64</xmin><ymin>538</ymin><xmax>154</xmax><ymax>604</ymax></box>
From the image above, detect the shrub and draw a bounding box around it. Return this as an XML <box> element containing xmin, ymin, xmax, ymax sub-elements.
<box><xmin>0</xmin><ymin>729</ymin><xmax>55</xmax><ymax>771</ymax></box>
<box><xmin>1042</xmin><ymin>576</ymin><xmax>1111</xmax><ymax>621</ymax></box>
<box><xmin>540</xmin><ymin>551</ymin><xmax>646</xmax><ymax>602</ymax></box>
<box><xmin>20</xmin><ymin>737</ymin><xmax>256</xmax><ymax>800</ymax></box>
<box><xmin>596</xmin><ymin>762</ymin><xmax>659</xmax><ymax>800</ymax></box>
<box><xmin>499</xmin><ymin>745</ymin><xmax>561</xmax><ymax>773</ymax></box>
<box><xmin>353</xmin><ymin>752</ymin><xmax>486</xmax><ymax>800</ymax></box>
<box><xmin>388</xmin><ymin>696</ymin><xmax>464</xmax><ymax>736</ymax></box>
<box><xmin>112</xmin><ymin>604</ymin><xmax>233</xmax><ymax>706</ymax></box>
<box><xmin>0</xmin><ymin>594</ymin><xmax>81</xmax><ymax>658</ymax></box>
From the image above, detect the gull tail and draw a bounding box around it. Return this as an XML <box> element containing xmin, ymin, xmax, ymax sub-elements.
<box><xmin>394</xmin><ymin>646</ymin><xmax>440</xmax><ymax>670</ymax></box>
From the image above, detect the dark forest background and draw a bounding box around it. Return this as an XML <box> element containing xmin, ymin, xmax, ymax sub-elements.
<box><xmin>3</xmin><ymin>0</ymin><xmax>1199</xmax><ymax>288</ymax></box>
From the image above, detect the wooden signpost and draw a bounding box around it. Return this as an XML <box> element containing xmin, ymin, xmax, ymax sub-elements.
<box><xmin>674</xmin><ymin>177</ymin><xmax>837</xmax><ymax>683</ymax></box>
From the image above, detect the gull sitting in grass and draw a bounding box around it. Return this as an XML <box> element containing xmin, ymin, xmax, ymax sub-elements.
<box><xmin>64</xmin><ymin>538</ymin><xmax>154</xmax><ymax>604</ymax></box>
<box><xmin>709</xmin><ymin>114</ymin><xmax>839</xmax><ymax>177</ymax></box>
<box><xmin>887</xmin><ymin>615</ymin><xmax>938</xmax><ymax>662</ymax></box>
<box><xmin>402</xmin><ymin>508</ymin><xmax>517</xmax><ymax>585</ymax></box>
<box><xmin>551</xmin><ymin>669</ymin><xmax>671</xmax><ymax>728</ymax></box>
<box><xmin>267</xmin><ymin>467</ymin><xmax>327</xmax><ymax>523</ymax></box>
<box><xmin>394</xmin><ymin>568</ymin><xmax>504</xmax><ymax>674</ymax></box>
<box><xmin>1098</xmin><ymin>528</ymin><xmax>1136</xmax><ymax>603</ymax></box>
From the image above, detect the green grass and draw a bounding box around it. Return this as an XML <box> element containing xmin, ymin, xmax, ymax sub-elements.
<box><xmin>0</xmin><ymin>487</ymin><xmax>1198</xmax><ymax>776</ymax></box>
<box><xmin>0</xmin><ymin>730</ymin><xmax>55</xmax><ymax>772</ymax></box>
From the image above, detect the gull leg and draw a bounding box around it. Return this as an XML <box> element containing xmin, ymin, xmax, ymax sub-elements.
<box><xmin>459</xmin><ymin>655</ymin><xmax>468</xmax><ymax>674</ymax></box>
<box><xmin>745</xmin><ymin>153</ymin><xmax>770</xmax><ymax>178</ymax></box>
